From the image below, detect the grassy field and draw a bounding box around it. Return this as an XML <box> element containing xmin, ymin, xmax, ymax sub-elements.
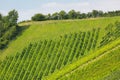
<box><xmin>0</xmin><ymin>16</ymin><xmax>120</xmax><ymax>80</ymax></box>
<box><xmin>0</xmin><ymin>17</ymin><xmax>120</xmax><ymax>60</ymax></box>
<box><xmin>0</xmin><ymin>28</ymin><xmax>100</xmax><ymax>80</ymax></box>
<box><xmin>59</xmin><ymin>45</ymin><xmax>120</xmax><ymax>80</ymax></box>
<box><xmin>44</xmin><ymin>38</ymin><xmax>120</xmax><ymax>80</ymax></box>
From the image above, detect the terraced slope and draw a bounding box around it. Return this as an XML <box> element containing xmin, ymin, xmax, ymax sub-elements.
<box><xmin>0</xmin><ymin>29</ymin><xmax>100</xmax><ymax>80</ymax></box>
<box><xmin>0</xmin><ymin>17</ymin><xmax>120</xmax><ymax>80</ymax></box>
<box><xmin>45</xmin><ymin>39</ymin><xmax>120</xmax><ymax>80</ymax></box>
<box><xmin>59</xmin><ymin>45</ymin><xmax>120</xmax><ymax>80</ymax></box>
<box><xmin>1</xmin><ymin>16</ymin><xmax>120</xmax><ymax>60</ymax></box>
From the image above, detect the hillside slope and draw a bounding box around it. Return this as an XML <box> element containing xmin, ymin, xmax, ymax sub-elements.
<box><xmin>0</xmin><ymin>17</ymin><xmax>120</xmax><ymax>60</ymax></box>
<box><xmin>45</xmin><ymin>39</ymin><xmax>120</xmax><ymax>80</ymax></box>
<box><xmin>0</xmin><ymin>29</ymin><xmax>100</xmax><ymax>80</ymax></box>
<box><xmin>59</xmin><ymin>45</ymin><xmax>120</xmax><ymax>80</ymax></box>
<box><xmin>0</xmin><ymin>17</ymin><xmax>120</xmax><ymax>80</ymax></box>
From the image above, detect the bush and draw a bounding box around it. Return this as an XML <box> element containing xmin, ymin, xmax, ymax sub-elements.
<box><xmin>32</xmin><ymin>14</ymin><xmax>46</xmax><ymax>21</ymax></box>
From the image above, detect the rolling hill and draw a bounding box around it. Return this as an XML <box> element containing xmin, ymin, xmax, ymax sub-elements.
<box><xmin>0</xmin><ymin>16</ymin><xmax>120</xmax><ymax>80</ymax></box>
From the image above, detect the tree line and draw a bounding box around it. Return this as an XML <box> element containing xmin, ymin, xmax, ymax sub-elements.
<box><xmin>31</xmin><ymin>10</ymin><xmax>120</xmax><ymax>21</ymax></box>
<box><xmin>0</xmin><ymin>10</ymin><xmax>18</xmax><ymax>49</ymax></box>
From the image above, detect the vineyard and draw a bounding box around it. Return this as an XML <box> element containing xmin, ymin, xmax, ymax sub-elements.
<box><xmin>0</xmin><ymin>17</ymin><xmax>120</xmax><ymax>80</ymax></box>
<box><xmin>1</xmin><ymin>0</ymin><xmax>120</xmax><ymax>79</ymax></box>
<box><xmin>0</xmin><ymin>28</ymin><xmax>100</xmax><ymax>80</ymax></box>
<box><xmin>59</xmin><ymin>46</ymin><xmax>120</xmax><ymax>80</ymax></box>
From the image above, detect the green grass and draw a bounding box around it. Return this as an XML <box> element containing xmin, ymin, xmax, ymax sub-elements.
<box><xmin>0</xmin><ymin>29</ymin><xmax>99</xmax><ymax>80</ymax></box>
<box><xmin>0</xmin><ymin>16</ymin><xmax>120</xmax><ymax>80</ymax></box>
<box><xmin>59</xmin><ymin>45</ymin><xmax>120</xmax><ymax>80</ymax></box>
<box><xmin>45</xmin><ymin>38</ymin><xmax>120</xmax><ymax>80</ymax></box>
<box><xmin>102</xmin><ymin>69</ymin><xmax>120</xmax><ymax>80</ymax></box>
<box><xmin>0</xmin><ymin>16</ymin><xmax>120</xmax><ymax>60</ymax></box>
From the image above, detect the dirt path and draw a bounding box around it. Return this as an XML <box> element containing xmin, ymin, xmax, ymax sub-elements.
<box><xmin>59</xmin><ymin>45</ymin><xmax>120</xmax><ymax>79</ymax></box>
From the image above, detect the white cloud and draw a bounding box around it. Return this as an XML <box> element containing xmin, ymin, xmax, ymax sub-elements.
<box><xmin>41</xmin><ymin>2</ymin><xmax>90</xmax><ymax>12</ymax></box>
<box><xmin>90</xmin><ymin>0</ymin><xmax>120</xmax><ymax>12</ymax></box>
<box><xmin>17</xmin><ymin>2</ymin><xmax>90</xmax><ymax>21</ymax></box>
<box><xmin>18</xmin><ymin>10</ymin><xmax>39</xmax><ymax>21</ymax></box>
<box><xmin>0</xmin><ymin>1</ymin><xmax>120</xmax><ymax>21</ymax></box>
<box><xmin>41</xmin><ymin>2</ymin><xmax>89</xmax><ymax>8</ymax></box>
<box><xmin>41</xmin><ymin>1</ymin><xmax>120</xmax><ymax>13</ymax></box>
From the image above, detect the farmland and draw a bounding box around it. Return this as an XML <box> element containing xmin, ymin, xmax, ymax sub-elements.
<box><xmin>1</xmin><ymin>16</ymin><xmax>120</xmax><ymax>60</ymax></box>
<box><xmin>0</xmin><ymin>16</ymin><xmax>120</xmax><ymax>80</ymax></box>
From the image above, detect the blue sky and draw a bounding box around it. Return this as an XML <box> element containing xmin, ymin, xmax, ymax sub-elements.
<box><xmin>0</xmin><ymin>0</ymin><xmax>120</xmax><ymax>21</ymax></box>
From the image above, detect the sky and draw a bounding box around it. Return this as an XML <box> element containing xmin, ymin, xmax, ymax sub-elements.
<box><xmin>0</xmin><ymin>0</ymin><xmax>120</xmax><ymax>21</ymax></box>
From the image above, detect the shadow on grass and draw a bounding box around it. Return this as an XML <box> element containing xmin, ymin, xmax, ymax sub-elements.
<box><xmin>0</xmin><ymin>25</ymin><xmax>30</xmax><ymax>50</ymax></box>
<box><xmin>16</xmin><ymin>25</ymin><xmax>30</xmax><ymax>38</ymax></box>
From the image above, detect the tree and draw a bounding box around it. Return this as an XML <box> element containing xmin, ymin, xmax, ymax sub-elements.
<box><xmin>0</xmin><ymin>21</ymin><xmax>3</xmax><ymax>37</ymax></box>
<box><xmin>68</xmin><ymin>10</ymin><xmax>77</xmax><ymax>19</ymax></box>
<box><xmin>0</xmin><ymin>10</ymin><xmax>18</xmax><ymax>49</ymax></box>
<box><xmin>0</xmin><ymin>14</ymin><xmax>3</xmax><ymax>37</ymax></box>
<box><xmin>76</xmin><ymin>11</ymin><xmax>81</xmax><ymax>19</ymax></box>
<box><xmin>31</xmin><ymin>10</ymin><xmax>120</xmax><ymax>21</ymax></box>
<box><xmin>51</xmin><ymin>12</ymin><xmax>59</xmax><ymax>20</ymax></box>
<box><xmin>46</xmin><ymin>13</ymin><xmax>51</xmax><ymax>20</ymax></box>
<box><xmin>92</xmin><ymin>10</ymin><xmax>99</xmax><ymax>17</ymax></box>
<box><xmin>80</xmin><ymin>13</ymin><xmax>87</xmax><ymax>19</ymax></box>
<box><xmin>0</xmin><ymin>13</ymin><xmax>2</xmax><ymax>20</ymax></box>
<box><xmin>32</xmin><ymin>13</ymin><xmax>46</xmax><ymax>21</ymax></box>
<box><xmin>59</xmin><ymin>10</ymin><xmax>67</xmax><ymax>19</ymax></box>
<box><xmin>87</xmin><ymin>12</ymin><xmax>92</xmax><ymax>18</ymax></box>
<box><xmin>115</xmin><ymin>10</ymin><xmax>120</xmax><ymax>16</ymax></box>
<box><xmin>0</xmin><ymin>14</ymin><xmax>4</xmax><ymax>38</ymax></box>
<box><xmin>7</xmin><ymin>10</ymin><xmax>18</xmax><ymax>26</ymax></box>
<box><xmin>98</xmin><ymin>10</ymin><xmax>103</xmax><ymax>17</ymax></box>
